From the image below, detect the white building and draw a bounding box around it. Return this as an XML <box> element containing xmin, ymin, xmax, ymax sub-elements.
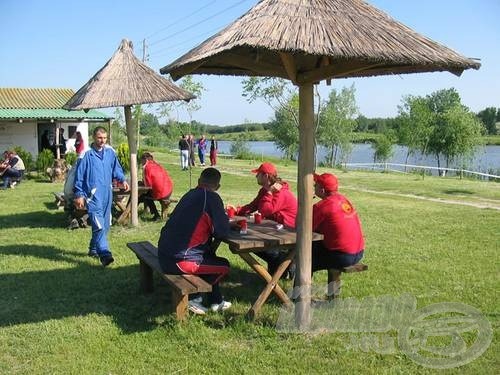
<box><xmin>0</xmin><ymin>88</ymin><xmax>111</xmax><ymax>158</ymax></box>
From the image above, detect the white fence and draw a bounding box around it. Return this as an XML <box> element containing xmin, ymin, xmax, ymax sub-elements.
<box><xmin>344</xmin><ymin>162</ymin><xmax>500</xmax><ymax>180</ymax></box>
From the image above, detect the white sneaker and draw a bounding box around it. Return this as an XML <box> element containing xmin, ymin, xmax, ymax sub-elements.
<box><xmin>210</xmin><ymin>300</ymin><xmax>232</xmax><ymax>312</ymax></box>
<box><xmin>188</xmin><ymin>299</ymin><xmax>208</xmax><ymax>315</ymax></box>
<box><xmin>10</xmin><ymin>181</ymin><xmax>17</xmax><ymax>189</ymax></box>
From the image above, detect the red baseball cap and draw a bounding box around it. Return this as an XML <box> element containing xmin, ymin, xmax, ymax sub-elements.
<box><xmin>314</xmin><ymin>173</ymin><xmax>338</xmax><ymax>192</ymax></box>
<box><xmin>251</xmin><ymin>162</ymin><xmax>277</xmax><ymax>176</ymax></box>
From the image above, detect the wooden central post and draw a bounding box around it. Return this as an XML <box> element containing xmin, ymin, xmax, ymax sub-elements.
<box><xmin>124</xmin><ymin>105</ymin><xmax>139</xmax><ymax>227</ymax></box>
<box><xmin>294</xmin><ymin>83</ymin><xmax>314</xmax><ymax>330</ymax></box>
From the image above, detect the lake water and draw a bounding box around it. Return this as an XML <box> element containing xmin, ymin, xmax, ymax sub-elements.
<box><xmin>217</xmin><ymin>141</ymin><xmax>500</xmax><ymax>174</ymax></box>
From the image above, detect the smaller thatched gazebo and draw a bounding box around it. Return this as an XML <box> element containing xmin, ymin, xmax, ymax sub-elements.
<box><xmin>65</xmin><ymin>39</ymin><xmax>194</xmax><ymax>226</ymax></box>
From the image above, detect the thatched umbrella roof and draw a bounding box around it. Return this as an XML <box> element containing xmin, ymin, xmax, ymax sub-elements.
<box><xmin>160</xmin><ymin>0</ymin><xmax>480</xmax><ymax>328</ymax></box>
<box><xmin>161</xmin><ymin>0</ymin><xmax>480</xmax><ymax>81</ymax></box>
<box><xmin>65</xmin><ymin>39</ymin><xmax>194</xmax><ymax>110</ymax></box>
<box><xmin>65</xmin><ymin>39</ymin><xmax>194</xmax><ymax>227</ymax></box>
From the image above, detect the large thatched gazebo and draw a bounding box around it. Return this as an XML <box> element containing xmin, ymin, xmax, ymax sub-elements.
<box><xmin>65</xmin><ymin>39</ymin><xmax>194</xmax><ymax>226</ymax></box>
<box><xmin>160</xmin><ymin>0</ymin><xmax>480</xmax><ymax>328</ymax></box>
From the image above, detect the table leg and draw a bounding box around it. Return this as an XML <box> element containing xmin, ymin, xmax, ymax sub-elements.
<box><xmin>115</xmin><ymin>198</ymin><xmax>130</xmax><ymax>224</ymax></box>
<box><xmin>239</xmin><ymin>251</ymin><xmax>294</xmax><ymax>319</ymax></box>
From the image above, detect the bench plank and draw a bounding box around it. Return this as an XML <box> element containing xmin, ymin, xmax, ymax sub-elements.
<box><xmin>127</xmin><ymin>241</ymin><xmax>212</xmax><ymax>320</ymax></box>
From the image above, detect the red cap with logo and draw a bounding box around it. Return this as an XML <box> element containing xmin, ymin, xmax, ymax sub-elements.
<box><xmin>251</xmin><ymin>162</ymin><xmax>277</xmax><ymax>176</ymax></box>
<box><xmin>314</xmin><ymin>173</ymin><xmax>338</xmax><ymax>192</ymax></box>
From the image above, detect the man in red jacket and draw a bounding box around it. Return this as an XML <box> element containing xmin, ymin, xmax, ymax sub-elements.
<box><xmin>235</xmin><ymin>162</ymin><xmax>297</xmax><ymax>276</ymax></box>
<box><xmin>312</xmin><ymin>173</ymin><xmax>364</xmax><ymax>272</ymax></box>
<box><xmin>139</xmin><ymin>152</ymin><xmax>173</xmax><ymax>221</ymax></box>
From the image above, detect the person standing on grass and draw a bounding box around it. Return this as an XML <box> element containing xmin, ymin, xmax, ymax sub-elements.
<box><xmin>73</xmin><ymin>126</ymin><xmax>129</xmax><ymax>267</ymax></box>
<box><xmin>178</xmin><ymin>135</ymin><xmax>190</xmax><ymax>170</ymax></box>
<box><xmin>138</xmin><ymin>152</ymin><xmax>173</xmax><ymax>221</ymax></box>
<box><xmin>197</xmin><ymin>134</ymin><xmax>207</xmax><ymax>166</ymax></box>
<box><xmin>233</xmin><ymin>162</ymin><xmax>297</xmax><ymax>277</ymax></box>
<box><xmin>157</xmin><ymin>167</ymin><xmax>231</xmax><ymax>315</ymax></box>
<box><xmin>311</xmin><ymin>173</ymin><xmax>364</xmax><ymax>272</ymax></box>
<box><xmin>209</xmin><ymin>135</ymin><xmax>218</xmax><ymax>166</ymax></box>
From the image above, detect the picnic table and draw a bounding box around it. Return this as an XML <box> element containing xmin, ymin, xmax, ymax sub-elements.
<box><xmin>113</xmin><ymin>186</ymin><xmax>151</xmax><ymax>224</ymax></box>
<box><xmin>223</xmin><ymin>216</ymin><xmax>323</xmax><ymax>319</ymax></box>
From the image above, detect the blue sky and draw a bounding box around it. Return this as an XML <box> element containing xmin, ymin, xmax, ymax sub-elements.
<box><xmin>1</xmin><ymin>0</ymin><xmax>498</xmax><ymax>125</ymax></box>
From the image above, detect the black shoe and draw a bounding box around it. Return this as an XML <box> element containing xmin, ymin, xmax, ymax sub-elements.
<box><xmin>88</xmin><ymin>250</ymin><xmax>98</xmax><ymax>258</ymax></box>
<box><xmin>286</xmin><ymin>261</ymin><xmax>296</xmax><ymax>280</ymax></box>
<box><xmin>100</xmin><ymin>255</ymin><xmax>114</xmax><ymax>267</ymax></box>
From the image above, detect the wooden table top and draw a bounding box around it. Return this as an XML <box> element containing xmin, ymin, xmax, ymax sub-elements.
<box><xmin>224</xmin><ymin>216</ymin><xmax>323</xmax><ymax>253</ymax></box>
<box><xmin>112</xmin><ymin>186</ymin><xmax>151</xmax><ymax>195</ymax></box>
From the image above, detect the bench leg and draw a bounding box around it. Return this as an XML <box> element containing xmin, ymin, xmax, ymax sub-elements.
<box><xmin>160</xmin><ymin>200</ymin><xmax>170</xmax><ymax>220</ymax></box>
<box><xmin>327</xmin><ymin>269</ymin><xmax>342</xmax><ymax>300</ymax></box>
<box><xmin>139</xmin><ymin>260</ymin><xmax>154</xmax><ymax>293</ymax></box>
<box><xmin>171</xmin><ymin>290</ymin><xmax>188</xmax><ymax>321</ymax></box>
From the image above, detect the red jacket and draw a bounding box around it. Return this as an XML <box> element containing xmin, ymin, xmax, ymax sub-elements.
<box><xmin>237</xmin><ymin>181</ymin><xmax>297</xmax><ymax>228</ymax></box>
<box><xmin>313</xmin><ymin>193</ymin><xmax>364</xmax><ymax>254</ymax></box>
<box><xmin>143</xmin><ymin>160</ymin><xmax>173</xmax><ymax>200</ymax></box>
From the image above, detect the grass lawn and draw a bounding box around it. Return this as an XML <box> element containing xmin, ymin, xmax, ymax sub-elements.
<box><xmin>0</xmin><ymin>152</ymin><xmax>498</xmax><ymax>374</ymax></box>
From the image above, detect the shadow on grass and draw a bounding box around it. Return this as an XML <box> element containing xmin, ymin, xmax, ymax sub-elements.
<box><xmin>0</xmin><ymin>210</ymin><xmax>66</xmax><ymax>229</ymax></box>
<box><xmin>443</xmin><ymin>189</ymin><xmax>474</xmax><ymax>195</ymax></box>
<box><xmin>0</xmin><ymin>244</ymin><xmax>285</xmax><ymax>331</ymax></box>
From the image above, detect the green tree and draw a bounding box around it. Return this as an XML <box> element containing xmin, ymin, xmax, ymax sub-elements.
<box><xmin>372</xmin><ymin>134</ymin><xmax>394</xmax><ymax>165</ymax></box>
<box><xmin>318</xmin><ymin>84</ymin><xmax>358</xmax><ymax>167</ymax></box>
<box><xmin>269</xmin><ymin>93</ymin><xmax>299</xmax><ymax>160</ymax></box>
<box><xmin>477</xmin><ymin>107</ymin><xmax>497</xmax><ymax>135</ymax></box>
<box><xmin>158</xmin><ymin>75</ymin><xmax>204</xmax><ymax>123</ymax></box>
<box><xmin>425</xmin><ymin>89</ymin><xmax>484</xmax><ymax>168</ymax></box>
<box><xmin>397</xmin><ymin>95</ymin><xmax>434</xmax><ymax>167</ymax></box>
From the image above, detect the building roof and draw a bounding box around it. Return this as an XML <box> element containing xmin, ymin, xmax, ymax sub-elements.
<box><xmin>0</xmin><ymin>88</ymin><xmax>111</xmax><ymax>120</ymax></box>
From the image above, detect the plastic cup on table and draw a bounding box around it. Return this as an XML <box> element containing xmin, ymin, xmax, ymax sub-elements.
<box><xmin>254</xmin><ymin>212</ymin><xmax>262</xmax><ymax>224</ymax></box>
<box><xmin>237</xmin><ymin>219</ymin><xmax>248</xmax><ymax>234</ymax></box>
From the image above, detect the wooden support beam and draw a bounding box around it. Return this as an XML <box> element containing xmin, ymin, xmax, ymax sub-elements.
<box><xmin>297</xmin><ymin>62</ymin><xmax>383</xmax><ymax>85</ymax></box>
<box><xmin>279</xmin><ymin>52</ymin><xmax>298</xmax><ymax>84</ymax></box>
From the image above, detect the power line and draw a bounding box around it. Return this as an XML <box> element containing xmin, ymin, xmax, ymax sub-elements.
<box><xmin>148</xmin><ymin>0</ymin><xmax>251</xmax><ymax>47</ymax></box>
<box><xmin>145</xmin><ymin>0</ymin><xmax>217</xmax><ymax>40</ymax></box>
<box><xmin>148</xmin><ymin>23</ymin><xmax>228</xmax><ymax>58</ymax></box>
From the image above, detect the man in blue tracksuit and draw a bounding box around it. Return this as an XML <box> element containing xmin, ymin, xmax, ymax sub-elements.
<box><xmin>158</xmin><ymin>167</ymin><xmax>231</xmax><ymax>314</ymax></box>
<box><xmin>74</xmin><ymin>127</ymin><xmax>129</xmax><ymax>267</ymax></box>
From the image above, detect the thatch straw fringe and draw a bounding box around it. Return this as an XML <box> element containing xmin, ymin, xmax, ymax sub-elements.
<box><xmin>161</xmin><ymin>0</ymin><xmax>479</xmax><ymax>81</ymax></box>
<box><xmin>65</xmin><ymin>39</ymin><xmax>194</xmax><ymax>110</ymax></box>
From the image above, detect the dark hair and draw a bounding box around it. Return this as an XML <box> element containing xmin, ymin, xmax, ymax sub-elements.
<box><xmin>141</xmin><ymin>151</ymin><xmax>154</xmax><ymax>160</ymax></box>
<box><xmin>199</xmin><ymin>167</ymin><xmax>221</xmax><ymax>188</ymax></box>
<box><xmin>93</xmin><ymin>126</ymin><xmax>107</xmax><ymax>136</ymax></box>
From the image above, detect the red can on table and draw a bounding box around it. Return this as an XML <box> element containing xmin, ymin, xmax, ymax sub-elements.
<box><xmin>254</xmin><ymin>212</ymin><xmax>262</xmax><ymax>224</ymax></box>
<box><xmin>226</xmin><ymin>206</ymin><xmax>236</xmax><ymax>218</ymax></box>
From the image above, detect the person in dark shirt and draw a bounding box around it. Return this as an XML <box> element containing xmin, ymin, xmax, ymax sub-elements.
<box><xmin>158</xmin><ymin>167</ymin><xmax>231</xmax><ymax>314</ymax></box>
<box><xmin>178</xmin><ymin>135</ymin><xmax>190</xmax><ymax>170</ymax></box>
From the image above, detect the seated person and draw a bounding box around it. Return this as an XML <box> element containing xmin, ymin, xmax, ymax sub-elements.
<box><xmin>312</xmin><ymin>173</ymin><xmax>365</xmax><ymax>273</ymax></box>
<box><xmin>234</xmin><ymin>162</ymin><xmax>297</xmax><ymax>276</ymax></box>
<box><xmin>0</xmin><ymin>151</ymin><xmax>9</xmax><ymax>175</ymax></box>
<box><xmin>1</xmin><ymin>150</ymin><xmax>25</xmax><ymax>189</ymax></box>
<box><xmin>157</xmin><ymin>168</ymin><xmax>231</xmax><ymax>315</ymax></box>
<box><xmin>138</xmin><ymin>152</ymin><xmax>173</xmax><ymax>221</ymax></box>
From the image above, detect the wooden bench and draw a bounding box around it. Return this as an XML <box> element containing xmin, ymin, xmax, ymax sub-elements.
<box><xmin>159</xmin><ymin>197</ymin><xmax>178</xmax><ymax>219</ymax></box>
<box><xmin>327</xmin><ymin>263</ymin><xmax>368</xmax><ymax>299</ymax></box>
<box><xmin>52</xmin><ymin>192</ymin><xmax>66</xmax><ymax>209</ymax></box>
<box><xmin>127</xmin><ymin>241</ymin><xmax>212</xmax><ymax>320</ymax></box>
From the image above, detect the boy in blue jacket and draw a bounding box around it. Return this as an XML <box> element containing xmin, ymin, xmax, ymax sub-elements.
<box><xmin>74</xmin><ymin>127</ymin><xmax>129</xmax><ymax>267</ymax></box>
